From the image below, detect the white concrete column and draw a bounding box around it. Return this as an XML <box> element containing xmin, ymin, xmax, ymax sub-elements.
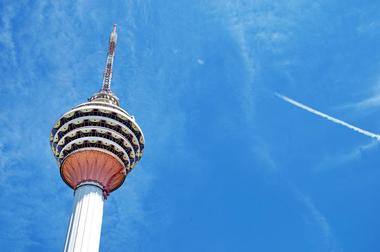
<box><xmin>64</xmin><ymin>182</ymin><xmax>105</xmax><ymax>252</ymax></box>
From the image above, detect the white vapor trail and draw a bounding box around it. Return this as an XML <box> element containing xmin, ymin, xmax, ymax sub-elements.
<box><xmin>275</xmin><ymin>93</ymin><xmax>380</xmax><ymax>141</ymax></box>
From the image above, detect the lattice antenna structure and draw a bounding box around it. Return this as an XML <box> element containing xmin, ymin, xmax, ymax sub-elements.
<box><xmin>101</xmin><ymin>24</ymin><xmax>117</xmax><ymax>92</ymax></box>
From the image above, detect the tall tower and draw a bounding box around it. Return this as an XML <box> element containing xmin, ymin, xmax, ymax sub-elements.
<box><xmin>49</xmin><ymin>25</ymin><xmax>145</xmax><ymax>252</ymax></box>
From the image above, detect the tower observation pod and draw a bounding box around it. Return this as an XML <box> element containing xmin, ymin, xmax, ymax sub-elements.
<box><xmin>49</xmin><ymin>25</ymin><xmax>145</xmax><ymax>252</ymax></box>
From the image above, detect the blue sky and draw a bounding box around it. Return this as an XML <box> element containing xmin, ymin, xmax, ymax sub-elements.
<box><xmin>1</xmin><ymin>0</ymin><xmax>380</xmax><ymax>251</ymax></box>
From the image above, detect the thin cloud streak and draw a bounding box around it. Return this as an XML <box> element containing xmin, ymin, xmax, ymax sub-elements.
<box><xmin>291</xmin><ymin>185</ymin><xmax>342</xmax><ymax>252</ymax></box>
<box><xmin>275</xmin><ymin>93</ymin><xmax>380</xmax><ymax>141</ymax></box>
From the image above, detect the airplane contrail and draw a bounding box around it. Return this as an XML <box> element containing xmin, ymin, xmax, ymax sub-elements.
<box><xmin>275</xmin><ymin>93</ymin><xmax>380</xmax><ymax>141</ymax></box>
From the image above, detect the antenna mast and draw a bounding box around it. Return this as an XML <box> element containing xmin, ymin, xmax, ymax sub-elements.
<box><xmin>101</xmin><ymin>24</ymin><xmax>117</xmax><ymax>92</ymax></box>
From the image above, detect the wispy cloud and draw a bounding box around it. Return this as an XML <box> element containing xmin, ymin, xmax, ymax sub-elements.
<box><xmin>317</xmin><ymin>140</ymin><xmax>380</xmax><ymax>171</ymax></box>
<box><xmin>204</xmin><ymin>1</ymin><xmax>321</xmax><ymax>124</ymax></box>
<box><xmin>292</xmin><ymin>186</ymin><xmax>342</xmax><ymax>252</ymax></box>
<box><xmin>276</xmin><ymin>92</ymin><xmax>380</xmax><ymax>141</ymax></box>
<box><xmin>339</xmin><ymin>79</ymin><xmax>380</xmax><ymax>112</ymax></box>
<box><xmin>0</xmin><ymin>3</ymin><xmax>17</xmax><ymax>65</ymax></box>
<box><xmin>336</xmin><ymin>140</ymin><xmax>379</xmax><ymax>163</ymax></box>
<box><xmin>342</xmin><ymin>93</ymin><xmax>380</xmax><ymax>111</ymax></box>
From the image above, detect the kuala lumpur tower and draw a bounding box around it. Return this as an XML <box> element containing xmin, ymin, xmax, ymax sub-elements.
<box><xmin>49</xmin><ymin>25</ymin><xmax>145</xmax><ymax>251</ymax></box>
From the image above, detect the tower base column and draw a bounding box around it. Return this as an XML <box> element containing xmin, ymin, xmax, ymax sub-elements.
<box><xmin>64</xmin><ymin>182</ymin><xmax>105</xmax><ymax>252</ymax></box>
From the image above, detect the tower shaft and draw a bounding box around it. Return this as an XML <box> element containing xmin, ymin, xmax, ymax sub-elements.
<box><xmin>64</xmin><ymin>183</ymin><xmax>104</xmax><ymax>252</ymax></box>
